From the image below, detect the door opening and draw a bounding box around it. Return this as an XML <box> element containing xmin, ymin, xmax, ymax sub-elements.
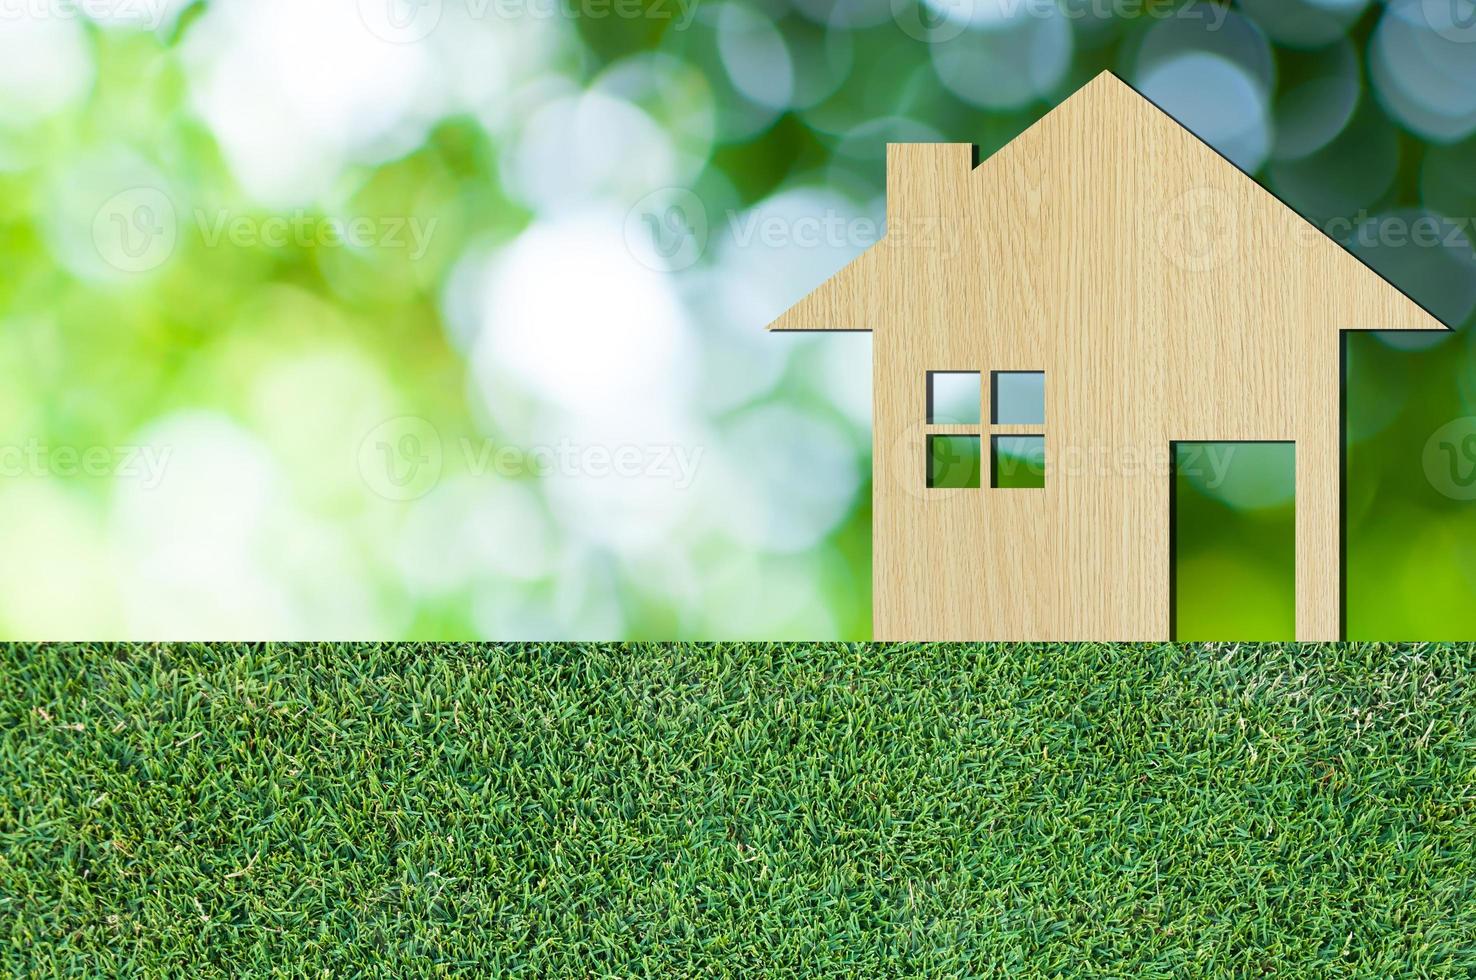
<box><xmin>1170</xmin><ymin>441</ymin><xmax>1296</xmax><ymax>641</ymax></box>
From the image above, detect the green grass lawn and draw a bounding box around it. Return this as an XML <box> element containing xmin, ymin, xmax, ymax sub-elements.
<box><xmin>4</xmin><ymin>643</ymin><xmax>1476</xmax><ymax>976</ymax></box>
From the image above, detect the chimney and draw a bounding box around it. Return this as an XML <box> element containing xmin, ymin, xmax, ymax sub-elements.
<box><xmin>886</xmin><ymin>143</ymin><xmax>975</xmax><ymax>234</ymax></box>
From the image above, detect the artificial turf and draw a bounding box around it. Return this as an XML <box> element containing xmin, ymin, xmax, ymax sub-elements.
<box><xmin>3</xmin><ymin>643</ymin><xmax>1475</xmax><ymax>976</ymax></box>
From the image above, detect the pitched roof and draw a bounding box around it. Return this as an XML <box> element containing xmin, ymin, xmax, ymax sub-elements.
<box><xmin>768</xmin><ymin>71</ymin><xmax>1448</xmax><ymax>337</ymax></box>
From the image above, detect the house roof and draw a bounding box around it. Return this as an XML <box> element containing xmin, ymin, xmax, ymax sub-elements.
<box><xmin>767</xmin><ymin>71</ymin><xmax>1449</xmax><ymax>337</ymax></box>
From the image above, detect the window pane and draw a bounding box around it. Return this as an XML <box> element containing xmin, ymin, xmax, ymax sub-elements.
<box><xmin>992</xmin><ymin>371</ymin><xmax>1045</xmax><ymax>425</ymax></box>
<box><xmin>928</xmin><ymin>435</ymin><xmax>981</xmax><ymax>489</ymax></box>
<box><xmin>992</xmin><ymin>435</ymin><xmax>1045</xmax><ymax>489</ymax></box>
<box><xmin>928</xmin><ymin>372</ymin><xmax>980</xmax><ymax>425</ymax></box>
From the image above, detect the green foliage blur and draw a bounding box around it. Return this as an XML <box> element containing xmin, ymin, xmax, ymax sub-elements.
<box><xmin>928</xmin><ymin>434</ymin><xmax>981</xmax><ymax>488</ymax></box>
<box><xmin>1</xmin><ymin>0</ymin><xmax>1473</xmax><ymax>638</ymax></box>
<box><xmin>992</xmin><ymin>435</ymin><xmax>1046</xmax><ymax>490</ymax></box>
<box><xmin>1175</xmin><ymin>442</ymin><xmax>1296</xmax><ymax>639</ymax></box>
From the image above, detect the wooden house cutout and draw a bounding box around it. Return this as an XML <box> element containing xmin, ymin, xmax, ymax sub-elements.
<box><xmin>768</xmin><ymin>71</ymin><xmax>1447</xmax><ymax>641</ymax></box>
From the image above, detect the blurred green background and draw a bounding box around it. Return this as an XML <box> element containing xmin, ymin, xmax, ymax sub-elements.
<box><xmin>1175</xmin><ymin>442</ymin><xmax>1296</xmax><ymax>639</ymax></box>
<box><xmin>0</xmin><ymin>0</ymin><xmax>1473</xmax><ymax>639</ymax></box>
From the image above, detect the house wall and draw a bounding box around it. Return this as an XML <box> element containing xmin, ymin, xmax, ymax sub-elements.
<box><xmin>872</xmin><ymin>300</ymin><xmax>1341</xmax><ymax>641</ymax></box>
<box><xmin>866</xmin><ymin>77</ymin><xmax>1437</xmax><ymax>641</ymax></box>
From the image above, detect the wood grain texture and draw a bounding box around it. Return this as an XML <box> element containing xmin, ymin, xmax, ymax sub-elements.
<box><xmin>769</xmin><ymin>71</ymin><xmax>1448</xmax><ymax>641</ymax></box>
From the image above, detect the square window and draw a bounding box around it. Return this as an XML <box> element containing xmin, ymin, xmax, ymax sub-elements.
<box><xmin>992</xmin><ymin>435</ymin><xmax>1045</xmax><ymax>489</ymax></box>
<box><xmin>928</xmin><ymin>434</ymin><xmax>981</xmax><ymax>489</ymax></box>
<box><xmin>927</xmin><ymin>371</ymin><xmax>981</xmax><ymax>425</ymax></box>
<box><xmin>992</xmin><ymin>371</ymin><xmax>1045</xmax><ymax>425</ymax></box>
